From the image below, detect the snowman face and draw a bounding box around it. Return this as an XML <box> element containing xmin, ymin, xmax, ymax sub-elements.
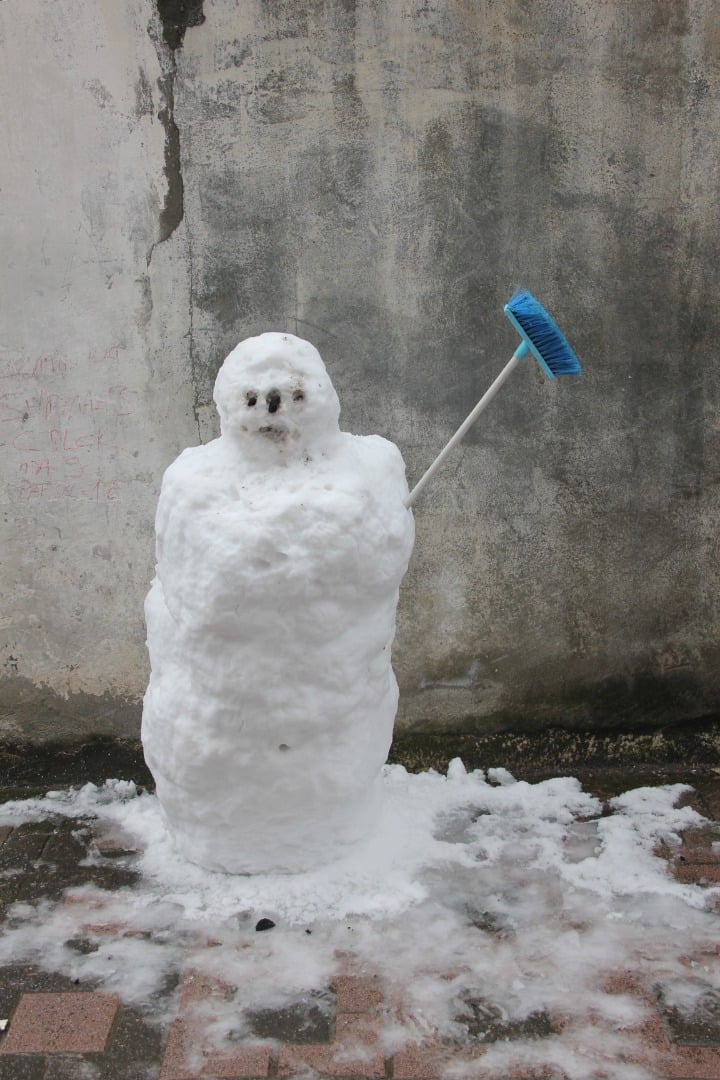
<box><xmin>214</xmin><ymin>333</ymin><xmax>341</xmax><ymax>452</ymax></box>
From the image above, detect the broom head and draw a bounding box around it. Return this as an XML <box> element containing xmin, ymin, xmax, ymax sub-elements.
<box><xmin>504</xmin><ymin>289</ymin><xmax>582</xmax><ymax>379</ymax></box>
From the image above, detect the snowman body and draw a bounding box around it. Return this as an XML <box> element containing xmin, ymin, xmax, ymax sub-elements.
<box><xmin>141</xmin><ymin>333</ymin><xmax>415</xmax><ymax>873</ymax></box>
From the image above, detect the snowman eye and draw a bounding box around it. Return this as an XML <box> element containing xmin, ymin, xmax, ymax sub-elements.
<box><xmin>292</xmin><ymin>389</ymin><xmax>305</xmax><ymax>402</ymax></box>
<box><xmin>246</xmin><ymin>392</ymin><xmax>257</xmax><ymax>407</ymax></box>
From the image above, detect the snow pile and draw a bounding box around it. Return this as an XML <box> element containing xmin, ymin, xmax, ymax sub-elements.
<box><xmin>142</xmin><ymin>333</ymin><xmax>415</xmax><ymax>873</ymax></box>
<box><xmin>0</xmin><ymin>765</ymin><xmax>718</xmax><ymax>1079</ymax></box>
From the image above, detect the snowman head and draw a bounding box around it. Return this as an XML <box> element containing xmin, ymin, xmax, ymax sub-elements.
<box><xmin>214</xmin><ymin>332</ymin><xmax>341</xmax><ymax>458</ymax></box>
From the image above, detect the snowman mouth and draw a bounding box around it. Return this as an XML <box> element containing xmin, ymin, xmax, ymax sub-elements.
<box><xmin>258</xmin><ymin>424</ymin><xmax>287</xmax><ymax>441</ymax></box>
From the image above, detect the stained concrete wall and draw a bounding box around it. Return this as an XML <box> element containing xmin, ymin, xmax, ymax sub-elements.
<box><xmin>1</xmin><ymin>0</ymin><xmax>719</xmax><ymax>743</ymax></box>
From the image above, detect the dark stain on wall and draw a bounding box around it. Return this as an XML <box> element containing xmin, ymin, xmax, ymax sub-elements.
<box><xmin>150</xmin><ymin>2</ymin><xmax>206</xmax><ymax>248</ymax></box>
<box><xmin>155</xmin><ymin>71</ymin><xmax>184</xmax><ymax>244</ymax></box>
<box><xmin>156</xmin><ymin>0</ymin><xmax>206</xmax><ymax>52</ymax></box>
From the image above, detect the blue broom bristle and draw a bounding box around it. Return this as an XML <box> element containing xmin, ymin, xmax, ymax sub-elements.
<box><xmin>505</xmin><ymin>289</ymin><xmax>581</xmax><ymax>377</ymax></box>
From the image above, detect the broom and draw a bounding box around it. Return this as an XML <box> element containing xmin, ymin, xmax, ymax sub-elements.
<box><xmin>404</xmin><ymin>290</ymin><xmax>582</xmax><ymax>508</ymax></box>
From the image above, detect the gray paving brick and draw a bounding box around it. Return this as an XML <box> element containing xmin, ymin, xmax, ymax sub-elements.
<box><xmin>249</xmin><ymin>988</ymin><xmax>335</xmax><ymax>1044</ymax></box>
<box><xmin>455</xmin><ymin>992</ymin><xmax>558</xmax><ymax>1044</ymax></box>
<box><xmin>658</xmin><ymin>981</ymin><xmax>720</xmax><ymax>1047</ymax></box>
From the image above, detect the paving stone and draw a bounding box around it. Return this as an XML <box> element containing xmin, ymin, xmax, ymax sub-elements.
<box><xmin>392</xmin><ymin>1039</ymin><xmax>484</xmax><ymax>1079</ymax></box>
<box><xmin>464</xmin><ymin>904</ymin><xmax>513</xmax><ymax>935</ymax></box>
<box><xmin>392</xmin><ymin>995</ymin><xmax>561</xmax><ymax>1078</ymax></box>
<box><xmin>674</xmin><ymin>827</ymin><xmax>720</xmax><ymax>865</ymax></box>
<box><xmin>674</xmin><ymin>863</ymin><xmax>720</xmax><ymax>885</ymax></box>
<box><xmin>48</xmin><ymin>1064</ymin><xmax>165</xmax><ymax>1080</ymax></box>
<box><xmin>64</xmin><ymin>935</ymin><xmax>101</xmax><ymax>955</ymax></box>
<box><xmin>392</xmin><ymin>1041</ymin><xmax>452</xmax><ymax>1078</ymax></box>
<box><xmin>0</xmin><ymin>821</ymin><xmax>54</xmax><ymax>864</ymax></box>
<box><xmin>674</xmin><ymin>789</ymin><xmax>706</xmax><ymax>814</ymax></box>
<box><xmin>161</xmin><ymin>970</ymin><xmax>272</xmax><ymax>1079</ymax></box>
<box><xmin>42</xmin><ymin>1061</ymin><xmax>105</xmax><ymax>1079</ymax></box>
<box><xmin>599</xmin><ymin>969</ymin><xmax>720</xmax><ymax>1078</ymax></box>
<box><xmin>0</xmin><ymin>863</ymin><xmax>139</xmax><ymax>917</ymax></box>
<box><xmin>433</xmin><ymin>806</ymin><xmax>486</xmax><ymax>844</ymax></box>
<box><xmin>249</xmin><ymin>988</ymin><xmax>335</xmax><ymax>1043</ymax></box>
<box><xmin>563</xmin><ymin>819</ymin><xmax>602</xmax><ymax>863</ymax></box>
<box><xmin>42</xmin><ymin>818</ymin><xmax>92</xmax><ymax>864</ymax></box>
<box><xmin>641</xmin><ymin>1016</ymin><xmax>720</xmax><ymax>1079</ymax></box>
<box><xmin>91</xmin><ymin>825</ymin><xmax>139</xmax><ymax>859</ymax></box>
<box><xmin>481</xmin><ymin>1068</ymin><xmax>568</xmax><ymax>1080</ymax></box>
<box><xmin>106</xmin><ymin>1001</ymin><xmax>165</xmax><ymax>1056</ymax></box>
<box><xmin>32</xmin><ymin>997</ymin><xmax>167</xmax><ymax>1080</ymax></box>
<box><xmin>0</xmin><ymin>828</ymin><xmax>13</xmax><ymax>850</ymax></box>
<box><xmin>507</xmin><ymin>1069</ymin><xmax>568</xmax><ymax>1079</ymax></box>
<box><xmin>695</xmin><ymin>785</ymin><xmax>720</xmax><ymax>823</ymax></box>
<box><xmin>0</xmin><ymin>787</ymin><xmax>51</xmax><ymax>804</ymax></box>
<box><xmin>0</xmin><ymin>1056</ymin><xmax>47</xmax><ymax>1080</ymax></box>
<box><xmin>333</xmin><ymin>975</ymin><xmax>383</xmax><ymax>1015</ymax></box>
<box><xmin>657</xmin><ymin>980</ymin><xmax>720</xmax><ymax>1047</ymax></box>
<box><xmin>0</xmin><ymin>991</ymin><xmax>118</xmax><ymax>1054</ymax></box>
<box><xmin>176</xmin><ymin>970</ymin><xmax>231</xmax><ymax>1009</ymax></box>
<box><xmin>277</xmin><ymin>1012</ymin><xmax>386</xmax><ymax>1077</ymax></box>
<box><xmin>0</xmin><ymin>963</ymin><xmax>91</xmax><ymax>1021</ymax></box>
<box><xmin>0</xmin><ymin>817</ymin><xmax>139</xmax><ymax>919</ymax></box>
<box><xmin>455</xmin><ymin>992</ymin><xmax>558</xmax><ymax>1044</ymax></box>
<box><xmin>602</xmin><ymin>969</ymin><xmax>644</xmax><ymax>997</ymax></box>
<box><xmin>161</xmin><ymin>1017</ymin><xmax>272</xmax><ymax>1079</ymax></box>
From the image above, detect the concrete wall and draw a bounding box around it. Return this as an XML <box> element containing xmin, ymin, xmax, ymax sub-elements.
<box><xmin>1</xmin><ymin>0</ymin><xmax>719</xmax><ymax>742</ymax></box>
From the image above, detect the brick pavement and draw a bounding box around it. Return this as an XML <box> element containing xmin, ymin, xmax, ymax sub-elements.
<box><xmin>0</xmin><ymin>774</ymin><xmax>717</xmax><ymax>1078</ymax></box>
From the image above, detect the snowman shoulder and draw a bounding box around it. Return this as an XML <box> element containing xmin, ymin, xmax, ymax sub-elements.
<box><xmin>155</xmin><ymin>440</ymin><xmax>233</xmax><ymax>525</ymax></box>
<box><xmin>347</xmin><ymin>433</ymin><xmax>409</xmax><ymax>489</ymax></box>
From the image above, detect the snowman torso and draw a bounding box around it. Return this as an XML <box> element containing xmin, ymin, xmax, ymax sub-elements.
<box><xmin>142</xmin><ymin>334</ymin><xmax>414</xmax><ymax>873</ymax></box>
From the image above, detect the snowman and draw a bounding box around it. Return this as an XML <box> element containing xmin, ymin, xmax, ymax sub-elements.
<box><xmin>142</xmin><ymin>332</ymin><xmax>415</xmax><ymax>873</ymax></box>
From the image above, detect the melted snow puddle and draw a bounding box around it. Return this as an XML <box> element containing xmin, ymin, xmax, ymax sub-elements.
<box><xmin>0</xmin><ymin>762</ymin><xmax>718</xmax><ymax>1080</ymax></box>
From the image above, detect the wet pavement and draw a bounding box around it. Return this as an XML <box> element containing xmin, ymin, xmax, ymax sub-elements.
<box><xmin>0</xmin><ymin>764</ymin><xmax>717</xmax><ymax>1079</ymax></box>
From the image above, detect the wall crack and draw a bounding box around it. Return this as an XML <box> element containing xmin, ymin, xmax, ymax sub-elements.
<box><xmin>147</xmin><ymin>1</ymin><xmax>205</xmax><ymax>265</ymax></box>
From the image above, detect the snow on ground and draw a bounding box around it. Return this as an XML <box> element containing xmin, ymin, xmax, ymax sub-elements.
<box><xmin>0</xmin><ymin>762</ymin><xmax>718</xmax><ymax>1079</ymax></box>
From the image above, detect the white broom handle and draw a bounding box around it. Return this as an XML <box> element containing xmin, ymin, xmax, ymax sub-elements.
<box><xmin>404</xmin><ymin>345</ymin><xmax>526</xmax><ymax>509</ymax></box>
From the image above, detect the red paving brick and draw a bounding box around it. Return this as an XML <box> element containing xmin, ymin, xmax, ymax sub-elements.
<box><xmin>62</xmin><ymin>889</ymin><xmax>116</xmax><ymax>912</ymax></box>
<box><xmin>393</xmin><ymin>1040</ymin><xmax>478</xmax><ymax>1078</ymax></box>
<box><xmin>698</xmin><ymin>788</ymin><xmax>720</xmax><ymax>822</ymax></box>
<box><xmin>655</xmin><ymin>826</ymin><xmax>720</xmax><ymax>887</ymax></box>
<box><xmin>673</xmin><ymin>862</ymin><xmax>720</xmax><ymax>885</ymax></box>
<box><xmin>178</xmin><ymin>969</ymin><xmax>232</xmax><ymax>1008</ymax></box>
<box><xmin>333</xmin><ymin>974</ymin><xmax>384</xmax><ymax>1014</ymax></box>
<box><xmin>675</xmin><ymin>828</ymin><xmax>720</xmax><ymax>863</ymax></box>
<box><xmin>0</xmin><ymin>991</ymin><xmax>118</xmax><ymax>1054</ymax></box>
<box><xmin>91</xmin><ymin>823</ymin><xmax>139</xmax><ymax>855</ymax></box>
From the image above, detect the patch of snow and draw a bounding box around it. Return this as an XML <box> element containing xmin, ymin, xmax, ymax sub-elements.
<box><xmin>0</xmin><ymin>763</ymin><xmax>717</xmax><ymax>1080</ymax></box>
